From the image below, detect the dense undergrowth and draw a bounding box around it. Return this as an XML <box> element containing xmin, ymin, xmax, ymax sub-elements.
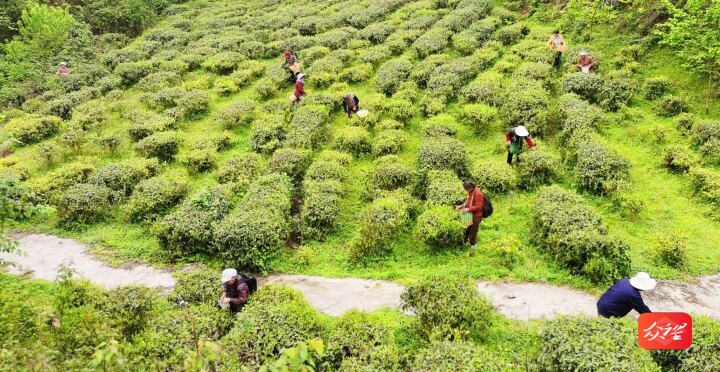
<box><xmin>1</xmin><ymin>0</ymin><xmax>720</xmax><ymax>369</ymax></box>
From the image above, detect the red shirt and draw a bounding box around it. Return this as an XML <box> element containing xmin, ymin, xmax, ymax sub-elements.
<box><xmin>464</xmin><ymin>187</ymin><xmax>485</xmax><ymax>218</ymax></box>
<box><xmin>294</xmin><ymin>80</ymin><xmax>306</xmax><ymax>98</ymax></box>
<box><xmin>505</xmin><ymin>132</ymin><xmax>535</xmax><ymax>148</ymax></box>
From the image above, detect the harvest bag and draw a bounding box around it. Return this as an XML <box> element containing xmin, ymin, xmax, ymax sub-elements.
<box><xmin>460</xmin><ymin>212</ymin><xmax>474</xmax><ymax>226</ymax></box>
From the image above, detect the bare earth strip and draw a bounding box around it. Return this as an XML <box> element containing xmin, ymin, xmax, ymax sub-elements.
<box><xmin>2</xmin><ymin>234</ymin><xmax>718</xmax><ymax>320</ymax></box>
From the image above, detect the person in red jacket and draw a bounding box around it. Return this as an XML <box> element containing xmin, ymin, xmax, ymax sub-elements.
<box><xmin>291</xmin><ymin>73</ymin><xmax>306</xmax><ymax>108</ymax></box>
<box><xmin>456</xmin><ymin>181</ymin><xmax>485</xmax><ymax>249</ymax></box>
<box><xmin>505</xmin><ymin>125</ymin><xmax>535</xmax><ymax>165</ymax></box>
<box><xmin>218</xmin><ymin>268</ymin><xmax>249</xmax><ymax>313</ymax></box>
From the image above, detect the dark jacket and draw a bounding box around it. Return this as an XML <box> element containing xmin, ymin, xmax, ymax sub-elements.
<box><xmin>342</xmin><ymin>94</ymin><xmax>360</xmax><ymax>114</ymax></box>
<box><xmin>597</xmin><ymin>279</ymin><xmax>652</xmax><ymax>318</ymax></box>
<box><xmin>223</xmin><ymin>275</ymin><xmax>250</xmax><ymax>312</ymax></box>
<box><xmin>461</xmin><ymin>187</ymin><xmax>485</xmax><ymax>219</ymax></box>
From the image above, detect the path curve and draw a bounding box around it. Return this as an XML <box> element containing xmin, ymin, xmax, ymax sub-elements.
<box><xmin>2</xmin><ymin>234</ymin><xmax>719</xmax><ymax>320</ymax></box>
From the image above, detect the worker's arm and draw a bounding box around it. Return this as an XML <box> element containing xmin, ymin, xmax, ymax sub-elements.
<box><xmin>467</xmin><ymin>191</ymin><xmax>484</xmax><ymax>213</ymax></box>
<box><xmin>525</xmin><ymin>136</ymin><xmax>535</xmax><ymax>148</ymax></box>
<box><xmin>630</xmin><ymin>293</ymin><xmax>652</xmax><ymax>314</ymax></box>
<box><xmin>505</xmin><ymin>132</ymin><xmax>511</xmax><ymax>145</ymax></box>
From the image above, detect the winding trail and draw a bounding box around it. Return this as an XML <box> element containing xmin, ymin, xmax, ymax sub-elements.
<box><xmin>2</xmin><ymin>233</ymin><xmax>719</xmax><ymax>320</ymax></box>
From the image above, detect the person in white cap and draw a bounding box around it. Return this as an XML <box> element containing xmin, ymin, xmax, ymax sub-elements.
<box><xmin>218</xmin><ymin>268</ymin><xmax>249</xmax><ymax>312</ymax></box>
<box><xmin>56</xmin><ymin>62</ymin><xmax>70</xmax><ymax>76</ymax></box>
<box><xmin>576</xmin><ymin>50</ymin><xmax>594</xmax><ymax>73</ymax></box>
<box><xmin>596</xmin><ymin>272</ymin><xmax>656</xmax><ymax>318</ymax></box>
<box><xmin>290</xmin><ymin>73</ymin><xmax>306</xmax><ymax>108</ymax></box>
<box><xmin>342</xmin><ymin>93</ymin><xmax>360</xmax><ymax>118</ymax></box>
<box><xmin>505</xmin><ymin>125</ymin><xmax>536</xmax><ymax>165</ymax></box>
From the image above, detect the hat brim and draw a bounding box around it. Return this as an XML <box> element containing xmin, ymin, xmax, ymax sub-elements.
<box><xmin>630</xmin><ymin>277</ymin><xmax>657</xmax><ymax>291</ymax></box>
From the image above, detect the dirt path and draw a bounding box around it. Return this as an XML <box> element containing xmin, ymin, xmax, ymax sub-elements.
<box><xmin>3</xmin><ymin>234</ymin><xmax>719</xmax><ymax>320</ymax></box>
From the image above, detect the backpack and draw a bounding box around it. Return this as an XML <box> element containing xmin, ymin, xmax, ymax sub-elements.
<box><xmin>238</xmin><ymin>274</ymin><xmax>258</xmax><ymax>294</ymax></box>
<box><xmin>482</xmin><ymin>193</ymin><xmax>493</xmax><ymax>218</ymax></box>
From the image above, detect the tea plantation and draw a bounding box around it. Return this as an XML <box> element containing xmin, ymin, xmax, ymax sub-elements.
<box><xmin>1</xmin><ymin>0</ymin><xmax>720</xmax><ymax>369</ymax></box>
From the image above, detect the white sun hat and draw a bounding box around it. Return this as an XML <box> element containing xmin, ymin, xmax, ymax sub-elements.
<box><xmin>356</xmin><ymin>109</ymin><xmax>369</xmax><ymax>118</ymax></box>
<box><xmin>515</xmin><ymin>125</ymin><xmax>529</xmax><ymax>137</ymax></box>
<box><xmin>579</xmin><ymin>50</ymin><xmax>588</xmax><ymax>56</ymax></box>
<box><xmin>221</xmin><ymin>268</ymin><xmax>237</xmax><ymax>283</ymax></box>
<box><xmin>297</xmin><ymin>73</ymin><xmax>305</xmax><ymax>80</ymax></box>
<box><xmin>629</xmin><ymin>272</ymin><xmax>657</xmax><ymax>291</ymax></box>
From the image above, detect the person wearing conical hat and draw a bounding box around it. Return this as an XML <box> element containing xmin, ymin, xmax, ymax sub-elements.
<box><xmin>505</xmin><ymin>125</ymin><xmax>536</xmax><ymax>165</ymax></box>
<box><xmin>597</xmin><ymin>272</ymin><xmax>657</xmax><ymax>318</ymax></box>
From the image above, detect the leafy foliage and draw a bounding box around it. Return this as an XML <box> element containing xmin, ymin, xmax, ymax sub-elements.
<box><xmin>415</xmin><ymin>205</ymin><xmax>465</xmax><ymax>250</ymax></box>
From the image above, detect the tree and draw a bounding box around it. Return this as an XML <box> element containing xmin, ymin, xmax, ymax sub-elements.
<box><xmin>659</xmin><ymin>0</ymin><xmax>720</xmax><ymax>113</ymax></box>
<box><xmin>0</xmin><ymin>177</ymin><xmax>44</xmax><ymax>263</ymax></box>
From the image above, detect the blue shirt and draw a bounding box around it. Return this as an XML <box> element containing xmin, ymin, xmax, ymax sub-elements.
<box><xmin>596</xmin><ymin>279</ymin><xmax>652</xmax><ymax>318</ymax></box>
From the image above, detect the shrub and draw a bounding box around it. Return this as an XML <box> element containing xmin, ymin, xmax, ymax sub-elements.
<box><xmin>600</xmin><ymin>77</ymin><xmax>635</xmax><ymax>111</ymax></box>
<box><xmin>460</xmin><ymin>74</ymin><xmax>504</xmax><ymax>106</ymax></box>
<box><xmin>516</xmin><ymin>151</ymin><xmax>560</xmax><ymax>189</ymax></box>
<box><xmin>657</xmin><ymin>95</ymin><xmax>689</xmax><ymax>117</ymax></box>
<box><xmin>375</xmin><ymin>59</ymin><xmax>412</xmax><ymax>95</ymax></box>
<box><xmin>27</xmin><ymin>158</ymin><xmax>97</xmax><ymax>201</ymax></box>
<box><xmin>254</xmin><ymin>79</ymin><xmax>278</xmax><ymax>100</ymax></box>
<box><xmin>134</xmin><ymin>131</ymin><xmax>180</xmax><ymax>162</ymax></box>
<box><xmin>452</xmin><ymin>31</ymin><xmax>480</xmax><ymax>56</ymax></box>
<box><xmin>4</xmin><ymin>115</ymin><xmax>61</xmax><ymax>144</ymax></box>
<box><xmin>190</xmin><ymin>132</ymin><xmax>234</xmax><ymax>152</ymax></box>
<box><xmin>653</xmin><ymin>316</ymin><xmax>720</xmax><ymax>371</ymax></box>
<box><xmin>201</xmin><ymin>52</ymin><xmax>245</xmax><ymax>74</ymax></box>
<box><xmin>180</xmin><ymin>149</ymin><xmax>218</xmax><ymax>173</ymax></box>
<box><xmin>494</xmin><ymin>23</ymin><xmax>528</xmax><ymax>45</ymax></box>
<box><xmin>365</xmin><ymin>155</ymin><xmax>414</xmax><ymax>198</ymax></box>
<box><xmin>417</xmin><ymin>137</ymin><xmax>470</xmax><ymax>179</ymax></box>
<box><xmin>401</xmin><ymin>276</ymin><xmax>494</xmax><ymax>340</ymax></box>
<box><xmin>286</xmin><ymin>105</ymin><xmax>330</xmax><ymax>149</ymax></box>
<box><xmin>358</xmin><ymin>21</ymin><xmax>395</xmax><ymax>44</ymax></box>
<box><xmin>268</xmin><ymin>148</ymin><xmax>312</xmax><ymax>183</ymax></box>
<box><xmin>137</xmin><ymin>71</ymin><xmax>181</xmax><ymax>92</ymax></box>
<box><xmin>513</xmin><ymin>61</ymin><xmax>552</xmax><ymax>83</ymax></box>
<box><xmin>301</xmin><ymin>179</ymin><xmax>342</xmax><ymax>237</ymax></box>
<box><xmin>171</xmin><ymin>89</ymin><xmax>209</xmax><ymax>120</ymax></box>
<box><xmin>689</xmin><ymin>167</ymin><xmax>720</xmax><ymax>206</ymax></box>
<box><xmin>115</xmin><ymin>61</ymin><xmax>154</xmax><ymax>85</ymax></box>
<box><xmin>676</xmin><ymin>112</ymin><xmax>697</xmax><ymax>133</ymax></box>
<box><xmin>215</xmin><ymin>78</ymin><xmax>239</xmax><ymax>95</ymax></box>
<box><xmin>425</xmin><ymin>170</ymin><xmax>465</xmax><ymax>206</ymax></box>
<box><xmin>410</xmin><ymin>341</ymin><xmax>507</xmax><ymax>371</ymax></box>
<box><xmin>557</xmin><ymin>93</ymin><xmax>604</xmax><ymax>139</ymax></box>
<box><xmin>157</xmin><ymin>186</ymin><xmax>231</xmax><ymax>256</ymax></box>
<box><xmin>250</xmin><ymin>115</ymin><xmax>285</xmax><ymax>154</ymax></box>
<box><xmin>539</xmin><ymin>317</ymin><xmax>660</xmax><ymax>371</ymax></box>
<box><xmin>562</xmin><ymin>72</ymin><xmax>605</xmax><ymax>102</ymax></box>
<box><xmin>457</xmin><ymin>103</ymin><xmax>497</xmax><ymax>133</ymax></box>
<box><xmin>339</xmin><ymin>63</ymin><xmax>373</xmax><ymax>83</ymax></box>
<box><xmin>383</xmin><ymin>98</ymin><xmax>417</xmax><ymax>122</ymax></box>
<box><xmin>645</xmin><ymin>77</ymin><xmax>672</xmax><ymax>100</ymax></box>
<box><xmin>316</xmin><ymin>150</ymin><xmax>353</xmax><ymax>166</ymax></box>
<box><xmin>662</xmin><ymin>146</ymin><xmax>698</xmax><ymax>173</ymax></box>
<box><xmin>332</xmin><ymin>127</ymin><xmax>371</xmax><ymax>157</ymax></box>
<box><xmin>413</xmin><ymin>28</ymin><xmax>453</xmax><ymax>58</ymax></box>
<box><xmin>88</xmin><ymin>158</ymin><xmax>158</xmax><ymax>199</ymax></box>
<box><xmin>574</xmin><ymin>143</ymin><xmax>631</xmax><ymax>195</ymax></box>
<box><xmin>217</xmin><ymin>153</ymin><xmax>265</xmax><ymax>186</ymax></box>
<box><xmin>218</xmin><ymin>285</ymin><xmax>324</xmax><ymax>367</ymax></box>
<box><xmin>126</xmin><ymin>177</ymin><xmax>189</xmax><ymax>222</ymax></box>
<box><xmin>372</xmin><ymin>129</ymin><xmax>406</xmax><ymax>156</ymax></box>
<box><xmin>653</xmin><ymin>232</ymin><xmax>687</xmax><ymax>269</ymax></box>
<box><xmin>214</xmin><ymin>174</ymin><xmax>293</xmax><ymax>269</ymax></box>
<box><xmin>169</xmin><ymin>268</ymin><xmax>219</xmax><ymax>305</ymax></box>
<box><xmin>691</xmin><ymin>120</ymin><xmax>720</xmax><ymax>147</ymax></box>
<box><xmin>501</xmin><ymin>86</ymin><xmax>549</xmax><ymax>130</ymax></box>
<box><xmin>348</xmin><ymin>195</ymin><xmax>409</xmax><ymax>262</ymax></box>
<box><xmin>57</xmin><ymin>183</ymin><xmax>112</xmax><ymax>224</ymax></box>
<box><xmin>532</xmin><ymin>186</ymin><xmax>630</xmax><ymax>283</ymax></box>
<box><xmin>474</xmin><ymin>161</ymin><xmax>517</xmax><ymax>193</ymax></box>
<box><xmin>325</xmin><ymin>310</ymin><xmax>399</xmax><ymax>368</ymax></box>
<box><xmin>411</xmin><ymin>54</ymin><xmax>451</xmax><ymax>88</ymax></box>
<box><xmin>415</xmin><ymin>205</ymin><xmax>465</xmax><ymax>250</ymax></box>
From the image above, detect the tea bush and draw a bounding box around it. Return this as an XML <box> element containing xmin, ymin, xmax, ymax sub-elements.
<box><xmin>359</xmin><ymin>45</ymin><xmax>391</xmax><ymax>67</ymax></box>
<box><xmin>215</xmin><ymin>100</ymin><xmax>255</xmax><ymax>129</ymax></box>
<box><xmin>157</xmin><ymin>186</ymin><xmax>232</xmax><ymax>256</ymax></box>
<box><xmin>190</xmin><ymin>132</ymin><xmax>234</xmax><ymax>152</ymax></box>
<box><xmin>562</xmin><ymin>72</ymin><xmax>604</xmax><ymax>102</ymax></box>
<box><xmin>474</xmin><ymin>161</ymin><xmax>517</xmax><ymax>193</ymax></box>
<box><xmin>27</xmin><ymin>158</ymin><xmax>97</xmax><ymax>202</ymax></box>
<box><xmin>286</xmin><ymin>105</ymin><xmax>330</xmax><ymax>149</ymax></box>
<box><xmin>365</xmin><ymin>155</ymin><xmax>414</xmax><ymax>198</ymax></box>
<box><xmin>57</xmin><ymin>183</ymin><xmax>112</xmax><ymax>224</ymax></box>
<box><xmin>415</xmin><ymin>205</ymin><xmax>465</xmax><ymax>249</ymax></box>
<box><xmin>457</xmin><ymin>103</ymin><xmax>498</xmax><ymax>134</ymax></box>
<box><xmin>180</xmin><ymin>149</ymin><xmax>218</xmax><ymax>173</ymax></box>
<box><xmin>372</xmin><ymin>129</ymin><xmax>406</xmax><ymax>156</ymax></box>
<box><xmin>574</xmin><ymin>143</ymin><xmax>631</xmax><ymax>195</ymax></box>
<box><xmin>662</xmin><ymin>146</ymin><xmax>698</xmax><ymax>173</ymax></box>
<box><xmin>411</xmin><ymin>54</ymin><xmax>451</xmax><ymax>88</ymax></box>
<box><xmin>691</xmin><ymin>120</ymin><xmax>720</xmax><ymax>148</ymax></box>
<box><xmin>88</xmin><ymin>158</ymin><xmax>159</xmax><ymax>199</ymax></box>
<box><xmin>115</xmin><ymin>61</ymin><xmax>154</xmax><ymax>85</ymax></box>
<box><xmin>301</xmin><ymin>179</ymin><xmax>343</xmax><ymax>238</ymax></box>
<box><xmin>516</xmin><ymin>156</ymin><xmax>558</xmax><ymax>196</ymax></box>
<box><xmin>538</xmin><ymin>316</ymin><xmax>660</xmax><ymax>371</ymax></box>
<box><xmin>656</xmin><ymin>95</ymin><xmax>689</xmax><ymax>117</ymax></box>
<box><xmin>268</xmin><ymin>148</ymin><xmax>312</xmax><ymax>183</ymax></box>
<box><xmin>688</xmin><ymin>167</ymin><xmax>720</xmax><ymax>206</ymax></box>
<box><xmin>127</xmin><ymin>115</ymin><xmax>175</xmax><ymax>141</ymax></box>
<box><xmin>4</xmin><ymin>115</ymin><xmax>62</xmax><ymax>145</ymax></box>
<box><xmin>134</xmin><ymin>131</ymin><xmax>180</xmax><ymax>162</ymax></box>
<box><xmin>409</xmin><ymin>341</ymin><xmax>508</xmax><ymax>371</ymax></box>
<box><xmin>513</xmin><ymin>61</ymin><xmax>552</xmax><ymax>83</ymax></box>
<box><xmin>250</xmin><ymin>114</ymin><xmax>285</xmax><ymax>154</ymax></box>
<box><xmin>401</xmin><ymin>276</ymin><xmax>494</xmax><ymax>340</ymax></box>
<box><xmin>348</xmin><ymin>195</ymin><xmax>409</xmax><ymax>262</ymax></box>
<box><xmin>532</xmin><ymin>186</ymin><xmax>630</xmax><ymax>283</ymax></box>
<box><xmin>217</xmin><ymin>153</ymin><xmax>265</xmax><ymax>187</ymax></box>
<box><xmin>653</xmin><ymin>232</ymin><xmax>687</xmax><ymax>269</ymax></box>
<box><xmin>557</xmin><ymin>93</ymin><xmax>604</xmax><ymax>139</ymax></box>
<box><xmin>332</xmin><ymin>127</ymin><xmax>372</xmax><ymax>157</ymax></box>
<box><xmin>652</xmin><ymin>316</ymin><xmax>720</xmax><ymax>371</ymax></box>
<box><xmin>417</xmin><ymin>136</ymin><xmax>471</xmax><ymax>179</ymax></box>
<box><xmin>169</xmin><ymin>268</ymin><xmax>219</xmax><ymax>305</ymax></box>
<box><xmin>214</xmin><ymin>174</ymin><xmax>293</xmax><ymax>269</ymax></box>
<box><xmin>460</xmin><ymin>74</ymin><xmax>504</xmax><ymax>106</ymax></box>
<box><xmin>358</xmin><ymin>21</ymin><xmax>395</xmax><ymax>44</ymax></box>
<box><xmin>201</xmin><ymin>51</ymin><xmax>245</xmax><ymax>74</ymax></box>
<box><xmin>375</xmin><ymin>59</ymin><xmax>413</xmax><ymax>95</ymax></box>
<box><xmin>325</xmin><ymin>310</ymin><xmax>399</xmax><ymax>368</ymax></box>
<box><xmin>599</xmin><ymin>76</ymin><xmax>635</xmax><ymax>111</ymax></box>
<box><xmin>676</xmin><ymin>112</ymin><xmax>697</xmax><ymax>133</ymax></box>
<box><xmin>644</xmin><ymin>76</ymin><xmax>672</xmax><ymax>100</ymax></box>
<box><xmin>494</xmin><ymin>23</ymin><xmax>528</xmax><ymax>45</ymax></box>
<box><xmin>126</xmin><ymin>177</ymin><xmax>189</xmax><ymax>222</ymax></box>
<box><xmin>501</xmin><ymin>86</ymin><xmax>549</xmax><ymax>130</ymax></box>
<box><xmin>425</xmin><ymin>170</ymin><xmax>465</xmax><ymax>206</ymax></box>
<box><xmin>413</xmin><ymin>27</ymin><xmax>452</xmax><ymax>57</ymax></box>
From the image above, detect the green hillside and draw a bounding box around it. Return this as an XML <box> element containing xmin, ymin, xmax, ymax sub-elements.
<box><xmin>1</xmin><ymin>0</ymin><xmax>720</xmax><ymax>369</ymax></box>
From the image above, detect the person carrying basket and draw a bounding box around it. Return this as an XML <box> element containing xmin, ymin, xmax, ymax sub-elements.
<box><xmin>456</xmin><ymin>181</ymin><xmax>485</xmax><ymax>249</ymax></box>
